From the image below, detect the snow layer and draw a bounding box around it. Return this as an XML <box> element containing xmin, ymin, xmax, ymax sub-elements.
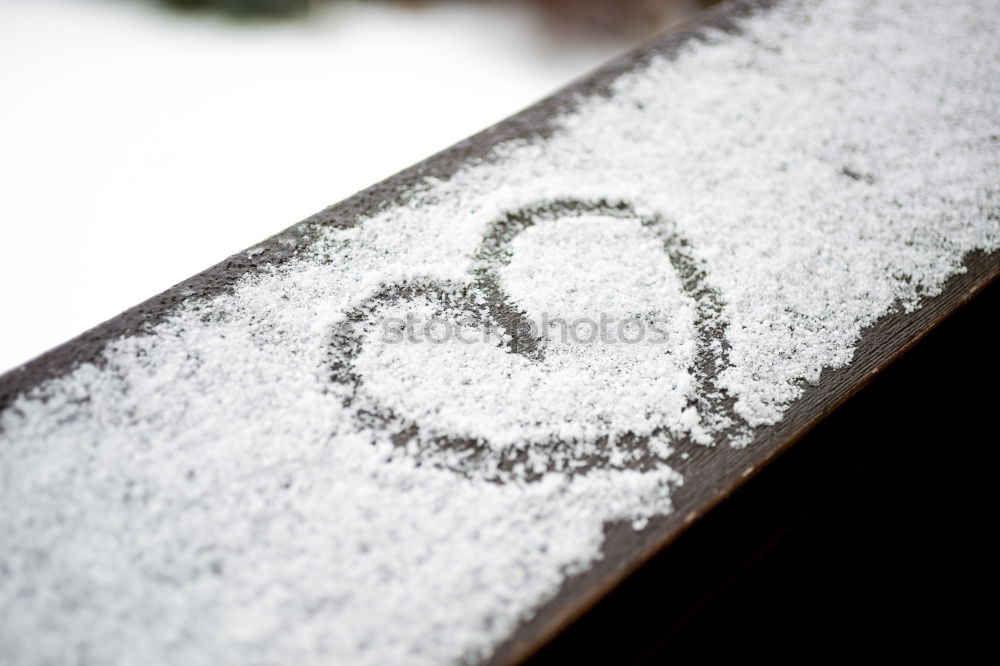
<box><xmin>2</xmin><ymin>0</ymin><xmax>999</xmax><ymax>664</ymax></box>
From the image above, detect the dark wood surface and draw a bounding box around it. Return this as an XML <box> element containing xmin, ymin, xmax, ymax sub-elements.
<box><xmin>0</xmin><ymin>0</ymin><xmax>996</xmax><ymax>662</ymax></box>
<box><xmin>526</xmin><ymin>278</ymin><xmax>999</xmax><ymax>662</ymax></box>
<box><xmin>487</xmin><ymin>248</ymin><xmax>998</xmax><ymax>665</ymax></box>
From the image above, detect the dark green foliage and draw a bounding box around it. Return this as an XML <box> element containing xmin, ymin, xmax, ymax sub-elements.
<box><xmin>161</xmin><ymin>0</ymin><xmax>311</xmax><ymax>17</ymax></box>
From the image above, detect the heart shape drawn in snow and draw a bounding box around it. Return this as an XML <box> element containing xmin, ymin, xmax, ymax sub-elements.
<box><xmin>327</xmin><ymin>199</ymin><xmax>743</xmax><ymax>481</ymax></box>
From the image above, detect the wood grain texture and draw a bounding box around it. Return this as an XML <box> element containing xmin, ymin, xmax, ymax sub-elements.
<box><xmin>0</xmin><ymin>0</ymin><xmax>996</xmax><ymax>662</ymax></box>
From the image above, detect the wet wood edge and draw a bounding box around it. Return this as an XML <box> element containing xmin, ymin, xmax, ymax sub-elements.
<box><xmin>489</xmin><ymin>250</ymin><xmax>999</xmax><ymax>666</ymax></box>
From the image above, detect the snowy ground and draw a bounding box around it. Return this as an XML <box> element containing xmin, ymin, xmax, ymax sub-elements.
<box><xmin>0</xmin><ymin>0</ymin><xmax>628</xmax><ymax>373</ymax></box>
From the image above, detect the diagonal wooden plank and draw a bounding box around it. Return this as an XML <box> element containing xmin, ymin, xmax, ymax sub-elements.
<box><xmin>1</xmin><ymin>0</ymin><xmax>998</xmax><ymax>664</ymax></box>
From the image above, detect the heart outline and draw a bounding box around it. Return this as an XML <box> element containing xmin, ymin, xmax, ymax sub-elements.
<box><xmin>327</xmin><ymin>199</ymin><xmax>743</xmax><ymax>481</ymax></box>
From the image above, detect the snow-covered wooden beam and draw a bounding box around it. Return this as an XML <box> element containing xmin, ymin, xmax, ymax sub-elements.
<box><xmin>1</xmin><ymin>0</ymin><xmax>998</xmax><ymax>664</ymax></box>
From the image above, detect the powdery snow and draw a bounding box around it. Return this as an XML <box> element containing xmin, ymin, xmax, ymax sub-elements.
<box><xmin>2</xmin><ymin>0</ymin><xmax>999</xmax><ymax>664</ymax></box>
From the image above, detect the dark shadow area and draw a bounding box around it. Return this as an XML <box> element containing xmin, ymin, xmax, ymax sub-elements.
<box><xmin>527</xmin><ymin>278</ymin><xmax>997</xmax><ymax>663</ymax></box>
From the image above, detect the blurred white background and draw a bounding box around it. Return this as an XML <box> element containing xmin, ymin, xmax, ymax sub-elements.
<box><xmin>0</xmin><ymin>0</ymin><xmax>676</xmax><ymax>373</ymax></box>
